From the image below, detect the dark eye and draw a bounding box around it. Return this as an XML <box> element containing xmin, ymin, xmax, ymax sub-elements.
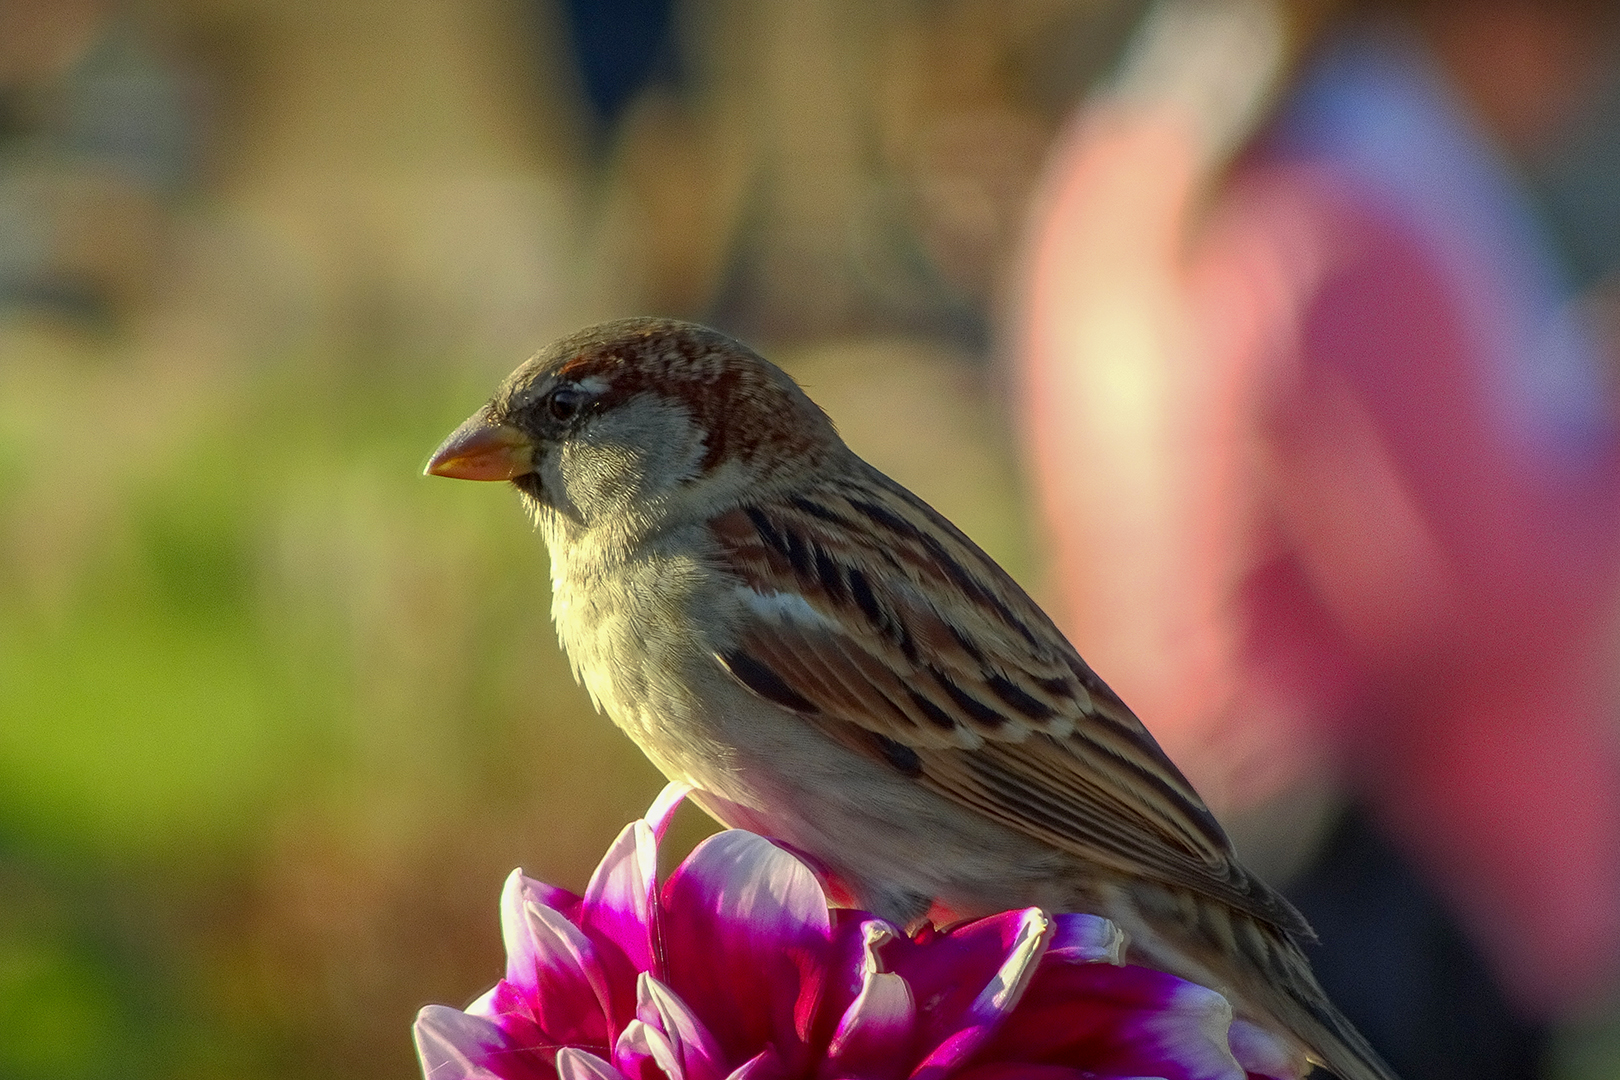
<box><xmin>545</xmin><ymin>385</ymin><xmax>585</xmax><ymax>423</ymax></box>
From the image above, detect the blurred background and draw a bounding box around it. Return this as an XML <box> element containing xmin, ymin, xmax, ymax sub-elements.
<box><xmin>1</xmin><ymin>0</ymin><xmax>1619</xmax><ymax>1078</ymax></box>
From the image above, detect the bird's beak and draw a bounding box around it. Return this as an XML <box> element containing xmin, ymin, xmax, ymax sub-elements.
<box><xmin>424</xmin><ymin>414</ymin><xmax>536</xmax><ymax>481</ymax></box>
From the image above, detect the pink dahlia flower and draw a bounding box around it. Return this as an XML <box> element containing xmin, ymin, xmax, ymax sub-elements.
<box><xmin>415</xmin><ymin>785</ymin><xmax>1298</xmax><ymax>1080</ymax></box>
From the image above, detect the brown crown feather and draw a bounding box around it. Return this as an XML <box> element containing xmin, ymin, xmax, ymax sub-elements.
<box><xmin>494</xmin><ymin>317</ymin><xmax>838</xmax><ymax>475</ymax></box>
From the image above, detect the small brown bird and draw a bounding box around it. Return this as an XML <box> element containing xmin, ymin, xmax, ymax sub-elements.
<box><xmin>426</xmin><ymin>318</ymin><xmax>1397</xmax><ymax>1080</ymax></box>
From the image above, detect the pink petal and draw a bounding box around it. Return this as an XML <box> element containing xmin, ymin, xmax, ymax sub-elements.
<box><xmin>811</xmin><ymin>911</ymin><xmax>891</xmax><ymax>1047</ymax></box>
<box><xmin>951</xmin><ymin>1066</ymin><xmax>1095</xmax><ymax>1080</ymax></box>
<box><xmin>582</xmin><ymin>820</ymin><xmax>659</xmax><ymax>976</ymax></box>
<box><xmin>466</xmin><ymin>985</ymin><xmax>500</xmax><ymax>1020</ymax></box>
<box><xmin>516</xmin><ymin>868</ymin><xmax>584</xmax><ymax>923</ymax></box>
<box><xmin>646</xmin><ymin>783</ymin><xmax>692</xmax><ymax>841</ymax></box>
<box><xmin>415</xmin><ymin>1004</ymin><xmax>548</xmax><ymax>1080</ymax></box>
<box><xmin>1042</xmin><ymin>915</ymin><xmax>1124</xmax><ymax>966</ymax></box>
<box><xmin>1226</xmin><ymin>1020</ymin><xmax>1304</xmax><ymax>1080</ymax></box>
<box><xmin>636</xmin><ymin>973</ymin><xmax>726</xmax><ymax>1080</ymax></box>
<box><xmin>1111</xmin><ymin>979</ymin><xmax>1244</xmax><ymax>1080</ymax></box>
<box><xmin>885</xmin><ymin>910</ymin><xmax>1041</xmax><ymax>1046</ymax></box>
<box><xmin>909</xmin><ymin>910</ymin><xmax>1053</xmax><ymax>1080</ymax></box>
<box><xmin>821</xmin><ymin>923</ymin><xmax>918</xmax><ymax>1080</ymax></box>
<box><xmin>723</xmin><ymin>1047</ymin><xmax>787</xmax><ymax>1080</ymax></box>
<box><xmin>615</xmin><ymin>1019</ymin><xmax>684</xmax><ymax>1080</ymax></box>
<box><xmin>558</xmin><ymin>1048</ymin><xmax>632</xmax><ymax>1080</ymax></box>
<box><xmin>661</xmin><ymin>831</ymin><xmax>833</xmax><ymax>1073</ymax></box>
<box><xmin>507</xmin><ymin>896</ymin><xmax>621</xmax><ymax>1047</ymax></box>
<box><xmin>474</xmin><ymin>981</ymin><xmax>547</xmax><ymax>1052</ymax></box>
<box><xmin>503</xmin><ymin>871</ymin><xmax>580</xmax><ymax>992</ymax></box>
<box><xmin>664</xmin><ymin>831</ymin><xmax>831</xmax><ymax>938</ymax></box>
<box><xmin>984</xmin><ymin>963</ymin><xmax>1247</xmax><ymax>1080</ymax></box>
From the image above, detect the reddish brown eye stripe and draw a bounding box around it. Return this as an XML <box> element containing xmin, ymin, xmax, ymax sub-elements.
<box><xmin>498</xmin><ymin>320</ymin><xmax>836</xmax><ymax>476</ymax></box>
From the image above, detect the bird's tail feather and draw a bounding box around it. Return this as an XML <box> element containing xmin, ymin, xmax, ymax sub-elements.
<box><xmin>1117</xmin><ymin>883</ymin><xmax>1401</xmax><ymax>1080</ymax></box>
<box><xmin>1255</xmin><ymin>932</ymin><xmax>1400</xmax><ymax>1080</ymax></box>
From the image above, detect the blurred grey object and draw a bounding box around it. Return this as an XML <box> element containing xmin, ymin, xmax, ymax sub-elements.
<box><xmin>0</xmin><ymin>7</ymin><xmax>197</xmax><ymax>321</ymax></box>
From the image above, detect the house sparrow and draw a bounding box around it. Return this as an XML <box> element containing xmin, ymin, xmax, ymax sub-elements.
<box><xmin>426</xmin><ymin>318</ymin><xmax>1397</xmax><ymax>1080</ymax></box>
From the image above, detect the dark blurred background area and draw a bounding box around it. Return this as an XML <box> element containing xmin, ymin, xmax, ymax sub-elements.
<box><xmin>2</xmin><ymin>1</ymin><xmax>1619</xmax><ymax>1078</ymax></box>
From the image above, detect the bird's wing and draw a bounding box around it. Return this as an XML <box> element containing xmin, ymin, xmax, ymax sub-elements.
<box><xmin>708</xmin><ymin>472</ymin><xmax>1308</xmax><ymax>937</ymax></box>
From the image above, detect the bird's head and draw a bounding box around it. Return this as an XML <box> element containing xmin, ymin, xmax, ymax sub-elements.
<box><xmin>426</xmin><ymin>318</ymin><xmax>841</xmax><ymax>532</ymax></box>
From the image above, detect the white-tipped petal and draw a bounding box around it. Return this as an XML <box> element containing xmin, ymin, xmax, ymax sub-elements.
<box><xmin>413</xmin><ymin>1005</ymin><xmax>511</xmax><ymax>1080</ymax></box>
<box><xmin>557</xmin><ymin>1047</ymin><xmax>632</xmax><ymax>1080</ymax></box>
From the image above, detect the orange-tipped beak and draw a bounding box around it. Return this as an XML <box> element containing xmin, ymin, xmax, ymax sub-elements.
<box><xmin>425</xmin><ymin>415</ymin><xmax>536</xmax><ymax>481</ymax></box>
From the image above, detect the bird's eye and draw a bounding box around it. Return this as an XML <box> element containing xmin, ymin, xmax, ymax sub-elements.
<box><xmin>546</xmin><ymin>385</ymin><xmax>585</xmax><ymax>423</ymax></box>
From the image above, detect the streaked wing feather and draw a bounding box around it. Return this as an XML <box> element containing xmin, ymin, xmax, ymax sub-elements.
<box><xmin>709</xmin><ymin>470</ymin><xmax>1308</xmax><ymax>936</ymax></box>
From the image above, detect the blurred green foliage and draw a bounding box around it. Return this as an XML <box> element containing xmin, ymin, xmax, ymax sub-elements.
<box><xmin>0</xmin><ymin>328</ymin><xmax>676</xmax><ymax>1079</ymax></box>
<box><xmin>0</xmin><ymin>319</ymin><xmax>1032</xmax><ymax>1080</ymax></box>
